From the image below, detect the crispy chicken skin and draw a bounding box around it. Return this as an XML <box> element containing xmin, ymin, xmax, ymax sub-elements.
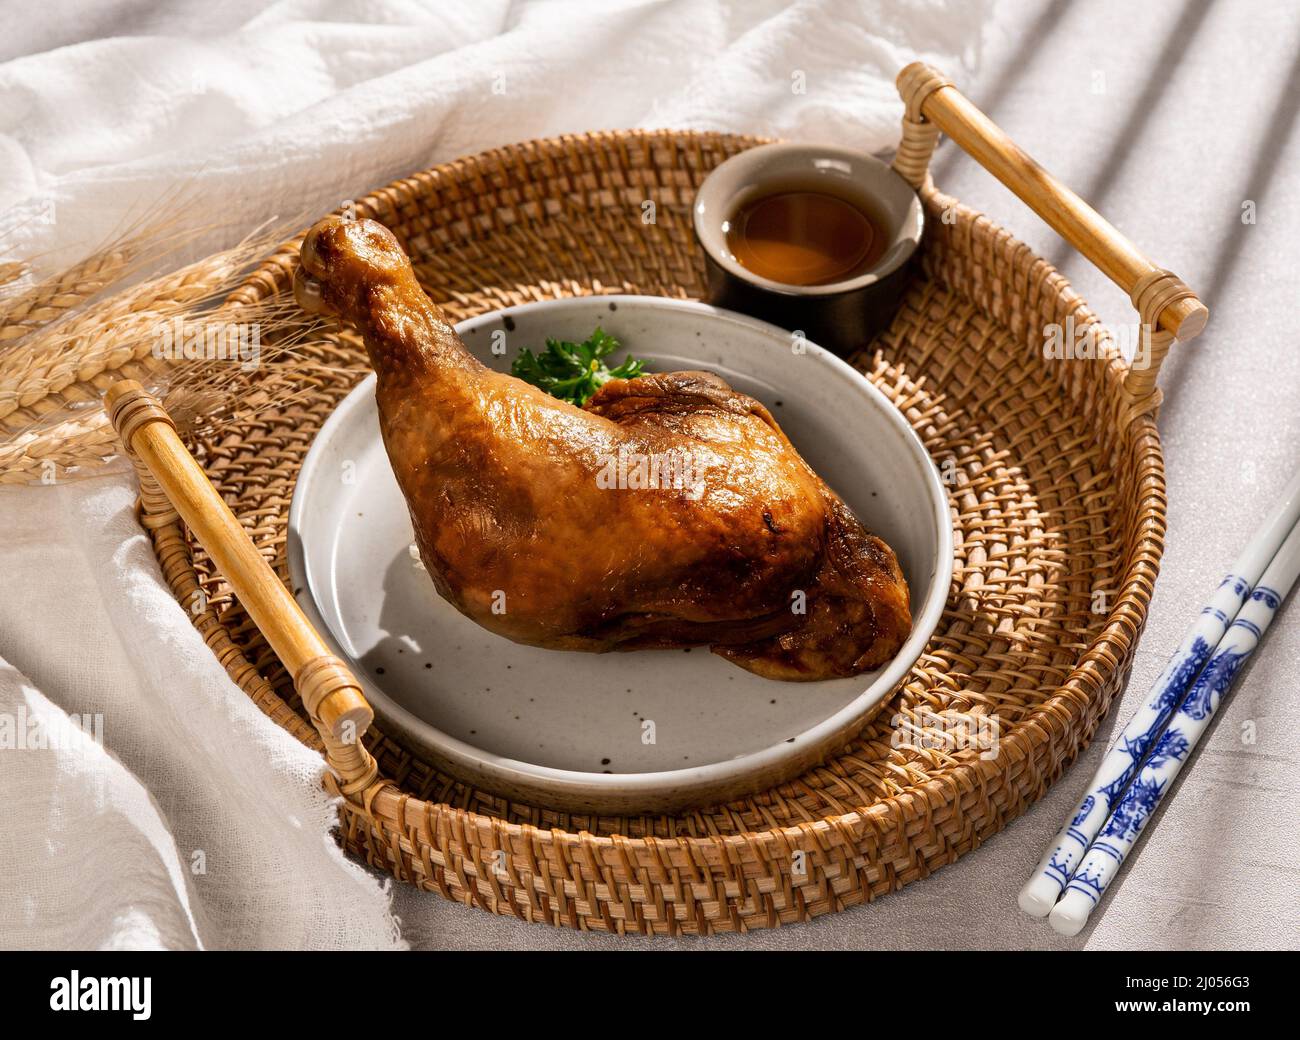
<box><xmin>294</xmin><ymin>216</ymin><xmax>910</xmax><ymax>680</ymax></box>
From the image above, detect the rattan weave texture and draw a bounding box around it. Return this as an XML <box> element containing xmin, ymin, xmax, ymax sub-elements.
<box><xmin>140</xmin><ymin>128</ymin><xmax>1165</xmax><ymax>934</ymax></box>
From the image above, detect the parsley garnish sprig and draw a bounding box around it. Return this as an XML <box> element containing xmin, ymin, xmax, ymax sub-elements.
<box><xmin>510</xmin><ymin>326</ymin><xmax>645</xmax><ymax>406</ymax></box>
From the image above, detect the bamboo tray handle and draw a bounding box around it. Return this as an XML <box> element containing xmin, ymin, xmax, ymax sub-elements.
<box><xmin>105</xmin><ymin>380</ymin><xmax>381</xmax><ymax>798</ymax></box>
<box><xmin>893</xmin><ymin>62</ymin><xmax>1208</xmax><ymax>407</ymax></box>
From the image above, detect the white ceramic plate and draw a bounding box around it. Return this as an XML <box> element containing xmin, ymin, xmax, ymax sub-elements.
<box><xmin>288</xmin><ymin>296</ymin><xmax>951</xmax><ymax>813</ymax></box>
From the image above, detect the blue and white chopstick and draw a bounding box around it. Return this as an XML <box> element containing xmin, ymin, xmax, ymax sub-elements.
<box><xmin>1049</xmin><ymin>517</ymin><xmax>1300</xmax><ymax>936</ymax></box>
<box><xmin>1018</xmin><ymin>468</ymin><xmax>1300</xmax><ymax>918</ymax></box>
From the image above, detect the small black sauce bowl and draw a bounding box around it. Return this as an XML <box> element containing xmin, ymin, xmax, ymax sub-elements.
<box><xmin>692</xmin><ymin>142</ymin><xmax>924</xmax><ymax>357</ymax></box>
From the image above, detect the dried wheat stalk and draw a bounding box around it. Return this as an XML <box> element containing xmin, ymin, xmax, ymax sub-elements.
<box><xmin>0</xmin><ymin>193</ymin><xmax>208</xmax><ymax>343</ymax></box>
<box><xmin>0</xmin><ymin>247</ymin><xmax>137</xmax><ymax>344</ymax></box>
<box><xmin>0</xmin><ymin>259</ymin><xmax>25</xmax><ymax>290</ymax></box>
<box><xmin>0</xmin><ymin>213</ymin><xmax>338</xmax><ymax>485</ymax></box>
<box><xmin>1</xmin><ymin>241</ymin><xmax>278</xmax><ymax>417</ymax></box>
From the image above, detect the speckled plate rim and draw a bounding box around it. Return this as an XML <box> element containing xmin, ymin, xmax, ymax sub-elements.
<box><xmin>287</xmin><ymin>295</ymin><xmax>953</xmax><ymax>812</ymax></box>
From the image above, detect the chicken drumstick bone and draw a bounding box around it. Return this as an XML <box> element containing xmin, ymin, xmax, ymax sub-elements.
<box><xmin>294</xmin><ymin>216</ymin><xmax>910</xmax><ymax>680</ymax></box>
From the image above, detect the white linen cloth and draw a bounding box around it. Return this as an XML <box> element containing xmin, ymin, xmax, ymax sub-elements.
<box><xmin>0</xmin><ymin>0</ymin><xmax>985</xmax><ymax>949</ymax></box>
<box><xmin>0</xmin><ymin>477</ymin><xmax>402</xmax><ymax>949</ymax></box>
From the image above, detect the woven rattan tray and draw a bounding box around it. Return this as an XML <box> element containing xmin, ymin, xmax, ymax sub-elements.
<box><xmin>134</xmin><ymin>65</ymin><xmax>1207</xmax><ymax>934</ymax></box>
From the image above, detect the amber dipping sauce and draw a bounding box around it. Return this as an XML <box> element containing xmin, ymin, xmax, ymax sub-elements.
<box><xmin>725</xmin><ymin>189</ymin><xmax>886</xmax><ymax>287</ymax></box>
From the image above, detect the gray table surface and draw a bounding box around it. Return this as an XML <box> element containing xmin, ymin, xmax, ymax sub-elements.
<box><xmin>390</xmin><ymin>0</ymin><xmax>1300</xmax><ymax>950</ymax></box>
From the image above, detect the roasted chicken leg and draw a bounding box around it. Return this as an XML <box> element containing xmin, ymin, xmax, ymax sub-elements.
<box><xmin>294</xmin><ymin>216</ymin><xmax>910</xmax><ymax>680</ymax></box>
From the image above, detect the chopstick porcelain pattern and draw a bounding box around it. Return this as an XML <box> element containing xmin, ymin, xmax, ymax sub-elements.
<box><xmin>1019</xmin><ymin>468</ymin><xmax>1300</xmax><ymax>920</ymax></box>
<box><xmin>1049</xmin><ymin>519</ymin><xmax>1300</xmax><ymax>936</ymax></box>
<box><xmin>1017</xmin><ymin>578</ymin><xmax>1242</xmax><ymax>916</ymax></box>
